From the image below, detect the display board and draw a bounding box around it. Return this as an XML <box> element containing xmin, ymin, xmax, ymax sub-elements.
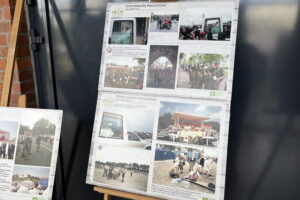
<box><xmin>87</xmin><ymin>1</ymin><xmax>239</xmax><ymax>200</ymax></box>
<box><xmin>0</xmin><ymin>107</ymin><xmax>63</xmax><ymax>200</ymax></box>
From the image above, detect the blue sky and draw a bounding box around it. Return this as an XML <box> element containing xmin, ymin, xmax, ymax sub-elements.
<box><xmin>0</xmin><ymin>121</ymin><xmax>19</xmax><ymax>140</ymax></box>
<box><xmin>160</xmin><ymin>101</ymin><xmax>222</xmax><ymax>120</ymax></box>
<box><xmin>102</xmin><ymin>106</ymin><xmax>155</xmax><ymax>132</ymax></box>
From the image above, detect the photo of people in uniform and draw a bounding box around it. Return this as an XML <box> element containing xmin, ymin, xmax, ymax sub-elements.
<box><xmin>177</xmin><ymin>53</ymin><xmax>229</xmax><ymax>91</ymax></box>
<box><xmin>150</xmin><ymin>13</ymin><xmax>179</xmax><ymax>32</ymax></box>
<box><xmin>179</xmin><ymin>8</ymin><xmax>232</xmax><ymax>41</ymax></box>
<box><xmin>104</xmin><ymin>57</ymin><xmax>145</xmax><ymax>90</ymax></box>
<box><xmin>0</xmin><ymin>121</ymin><xmax>18</xmax><ymax>160</ymax></box>
<box><xmin>153</xmin><ymin>144</ymin><xmax>217</xmax><ymax>194</ymax></box>
<box><xmin>146</xmin><ymin>45</ymin><xmax>178</xmax><ymax>89</ymax></box>
<box><xmin>11</xmin><ymin>165</ymin><xmax>49</xmax><ymax>196</ymax></box>
<box><xmin>15</xmin><ymin>111</ymin><xmax>57</xmax><ymax>167</ymax></box>
<box><xmin>157</xmin><ymin>101</ymin><xmax>222</xmax><ymax>147</ymax></box>
<box><xmin>93</xmin><ymin>144</ymin><xmax>150</xmax><ymax>192</ymax></box>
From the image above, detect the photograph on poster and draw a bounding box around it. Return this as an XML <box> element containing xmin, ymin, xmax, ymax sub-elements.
<box><xmin>179</xmin><ymin>7</ymin><xmax>232</xmax><ymax>41</ymax></box>
<box><xmin>11</xmin><ymin>165</ymin><xmax>50</xmax><ymax>195</ymax></box>
<box><xmin>93</xmin><ymin>144</ymin><xmax>150</xmax><ymax>192</ymax></box>
<box><xmin>99</xmin><ymin>106</ymin><xmax>155</xmax><ymax>150</ymax></box>
<box><xmin>177</xmin><ymin>53</ymin><xmax>229</xmax><ymax>91</ymax></box>
<box><xmin>15</xmin><ymin>112</ymin><xmax>57</xmax><ymax>167</ymax></box>
<box><xmin>149</xmin><ymin>13</ymin><xmax>179</xmax><ymax>32</ymax></box>
<box><xmin>0</xmin><ymin>121</ymin><xmax>18</xmax><ymax>160</ymax></box>
<box><xmin>152</xmin><ymin>144</ymin><xmax>217</xmax><ymax>194</ymax></box>
<box><xmin>157</xmin><ymin>101</ymin><xmax>222</xmax><ymax>147</ymax></box>
<box><xmin>108</xmin><ymin>17</ymin><xmax>149</xmax><ymax>45</ymax></box>
<box><xmin>104</xmin><ymin>57</ymin><xmax>145</xmax><ymax>90</ymax></box>
<box><xmin>146</xmin><ymin>45</ymin><xmax>178</xmax><ymax>89</ymax></box>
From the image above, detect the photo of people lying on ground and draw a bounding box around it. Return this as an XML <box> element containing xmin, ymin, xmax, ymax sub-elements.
<box><xmin>146</xmin><ymin>45</ymin><xmax>178</xmax><ymax>89</ymax></box>
<box><xmin>11</xmin><ymin>165</ymin><xmax>49</xmax><ymax>196</ymax></box>
<box><xmin>157</xmin><ymin>101</ymin><xmax>222</xmax><ymax>147</ymax></box>
<box><xmin>177</xmin><ymin>53</ymin><xmax>229</xmax><ymax>91</ymax></box>
<box><xmin>0</xmin><ymin>121</ymin><xmax>18</xmax><ymax>160</ymax></box>
<box><xmin>153</xmin><ymin>144</ymin><xmax>217</xmax><ymax>194</ymax></box>
<box><xmin>104</xmin><ymin>57</ymin><xmax>145</xmax><ymax>90</ymax></box>
<box><xmin>150</xmin><ymin>13</ymin><xmax>179</xmax><ymax>32</ymax></box>
<box><xmin>98</xmin><ymin>106</ymin><xmax>154</xmax><ymax>150</ymax></box>
<box><xmin>15</xmin><ymin>111</ymin><xmax>56</xmax><ymax>167</ymax></box>
<box><xmin>93</xmin><ymin>144</ymin><xmax>150</xmax><ymax>192</ymax></box>
<box><xmin>179</xmin><ymin>8</ymin><xmax>232</xmax><ymax>41</ymax></box>
<box><xmin>108</xmin><ymin>17</ymin><xmax>149</xmax><ymax>45</ymax></box>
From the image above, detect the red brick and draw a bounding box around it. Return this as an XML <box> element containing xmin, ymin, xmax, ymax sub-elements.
<box><xmin>0</xmin><ymin>59</ymin><xmax>6</xmax><ymax>69</ymax></box>
<box><xmin>0</xmin><ymin>9</ymin><xmax>3</xmax><ymax>20</ymax></box>
<box><xmin>19</xmin><ymin>69</ymin><xmax>33</xmax><ymax>81</ymax></box>
<box><xmin>26</xmin><ymin>92</ymin><xmax>36</xmax><ymax>102</ymax></box>
<box><xmin>0</xmin><ymin>46</ymin><xmax>8</xmax><ymax>57</ymax></box>
<box><xmin>0</xmin><ymin>22</ymin><xmax>11</xmax><ymax>33</ymax></box>
<box><xmin>19</xmin><ymin>22</ymin><xmax>28</xmax><ymax>33</ymax></box>
<box><xmin>0</xmin><ymin>35</ymin><xmax>6</xmax><ymax>46</ymax></box>
<box><xmin>16</xmin><ymin>46</ymin><xmax>30</xmax><ymax>57</ymax></box>
<box><xmin>9</xmin><ymin>92</ymin><xmax>19</xmax><ymax>104</ymax></box>
<box><xmin>17</xmin><ymin>34</ymin><xmax>29</xmax><ymax>45</ymax></box>
<box><xmin>3</xmin><ymin>7</ymin><xmax>13</xmax><ymax>20</ymax></box>
<box><xmin>0</xmin><ymin>71</ymin><xmax>4</xmax><ymax>80</ymax></box>
<box><xmin>27</xmin><ymin>102</ymin><xmax>37</xmax><ymax>108</ymax></box>
<box><xmin>20</xmin><ymin>81</ymin><xmax>35</xmax><ymax>93</ymax></box>
<box><xmin>0</xmin><ymin>0</ymin><xmax>16</xmax><ymax>7</ymax></box>
<box><xmin>11</xmin><ymin>82</ymin><xmax>21</xmax><ymax>93</ymax></box>
<box><xmin>16</xmin><ymin>56</ymin><xmax>31</xmax><ymax>69</ymax></box>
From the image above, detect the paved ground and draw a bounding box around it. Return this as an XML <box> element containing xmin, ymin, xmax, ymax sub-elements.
<box><xmin>152</xmin><ymin>160</ymin><xmax>217</xmax><ymax>194</ymax></box>
<box><xmin>15</xmin><ymin>138</ymin><xmax>53</xmax><ymax>167</ymax></box>
<box><xmin>177</xmin><ymin>67</ymin><xmax>191</xmax><ymax>88</ymax></box>
<box><xmin>150</xmin><ymin>21</ymin><xmax>179</xmax><ymax>32</ymax></box>
<box><xmin>93</xmin><ymin>167</ymin><xmax>148</xmax><ymax>192</ymax></box>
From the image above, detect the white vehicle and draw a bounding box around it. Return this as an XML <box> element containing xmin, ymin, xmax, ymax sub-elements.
<box><xmin>99</xmin><ymin>112</ymin><xmax>152</xmax><ymax>150</ymax></box>
<box><xmin>108</xmin><ymin>17</ymin><xmax>149</xmax><ymax>45</ymax></box>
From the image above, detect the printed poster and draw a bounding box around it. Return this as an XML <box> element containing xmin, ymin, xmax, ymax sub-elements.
<box><xmin>87</xmin><ymin>1</ymin><xmax>238</xmax><ymax>200</ymax></box>
<box><xmin>0</xmin><ymin>107</ymin><xmax>63</xmax><ymax>200</ymax></box>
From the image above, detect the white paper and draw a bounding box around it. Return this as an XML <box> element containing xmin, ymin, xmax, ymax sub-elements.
<box><xmin>87</xmin><ymin>1</ymin><xmax>239</xmax><ymax>200</ymax></box>
<box><xmin>0</xmin><ymin>107</ymin><xmax>63</xmax><ymax>200</ymax></box>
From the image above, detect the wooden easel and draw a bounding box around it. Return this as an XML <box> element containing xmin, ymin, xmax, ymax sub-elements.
<box><xmin>0</xmin><ymin>0</ymin><xmax>26</xmax><ymax>107</ymax></box>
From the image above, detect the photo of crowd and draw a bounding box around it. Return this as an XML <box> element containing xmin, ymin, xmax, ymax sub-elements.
<box><xmin>0</xmin><ymin>121</ymin><xmax>18</xmax><ymax>160</ymax></box>
<box><xmin>104</xmin><ymin>57</ymin><xmax>145</xmax><ymax>90</ymax></box>
<box><xmin>146</xmin><ymin>45</ymin><xmax>178</xmax><ymax>89</ymax></box>
<box><xmin>157</xmin><ymin>101</ymin><xmax>222</xmax><ymax>147</ymax></box>
<box><xmin>177</xmin><ymin>53</ymin><xmax>229</xmax><ymax>91</ymax></box>
<box><xmin>150</xmin><ymin>13</ymin><xmax>179</xmax><ymax>32</ymax></box>
<box><xmin>179</xmin><ymin>8</ymin><xmax>232</xmax><ymax>41</ymax></box>
<box><xmin>93</xmin><ymin>144</ymin><xmax>151</xmax><ymax>192</ymax></box>
<box><xmin>11</xmin><ymin>165</ymin><xmax>49</xmax><ymax>195</ymax></box>
<box><xmin>153</xmin><ymin>144</ymin><xmax>217</xmax><ymax>194</ymax></box>
<box><xmin>15</xmin><ymin>112</ymin><xmax>56</xmax><ymax>167</ymax></box>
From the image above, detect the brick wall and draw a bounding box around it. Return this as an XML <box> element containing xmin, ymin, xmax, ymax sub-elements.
<box><xmin>0</xmin><ymin>0</ymin><xmax>37</xmax><ymax>107</ymax></box>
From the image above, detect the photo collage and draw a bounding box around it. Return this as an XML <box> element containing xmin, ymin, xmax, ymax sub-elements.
<box><xmin>99</xmin><ymin>2</ymin><xmax>234</xmax><ymax>99</ymax></box>
<box><xmin>0</xmin><ymin>108</ymin><xmax>62</xmax><ymax>200</ymax></box>
<box><xmin>87</xmin><ymin>1</ymin><xmax>238</xmax><ymax>200</ymax></box>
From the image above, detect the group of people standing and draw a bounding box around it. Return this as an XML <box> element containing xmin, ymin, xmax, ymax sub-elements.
<box><xmin>18</xmin><ymin>134</ymin><xmax>42</xmax><ymax>160</ymax></box>
<box><xmin>103</xmin><ymin>165</ymin><xmax>132</xmax><ymax>183</ymax></box>
<box><xmin>180</xmin><ymin>61</ymin><xmax>226</xmax><ymax>91</ymax></box>
<box><xmin>0</xmin><ymin>140</ymin><xmax>15</xmax><ymax>160</ymax></box>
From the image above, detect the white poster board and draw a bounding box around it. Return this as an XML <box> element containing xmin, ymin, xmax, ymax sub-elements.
<box><xmin>0</xmin><ymin>107</ymin><xmax>63</xmax><ymax>200</ymax></box>
<box><xmin>87</xmin><ymin>1</ymin><xmax>239</xmax><ymax>200</ymax></box>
